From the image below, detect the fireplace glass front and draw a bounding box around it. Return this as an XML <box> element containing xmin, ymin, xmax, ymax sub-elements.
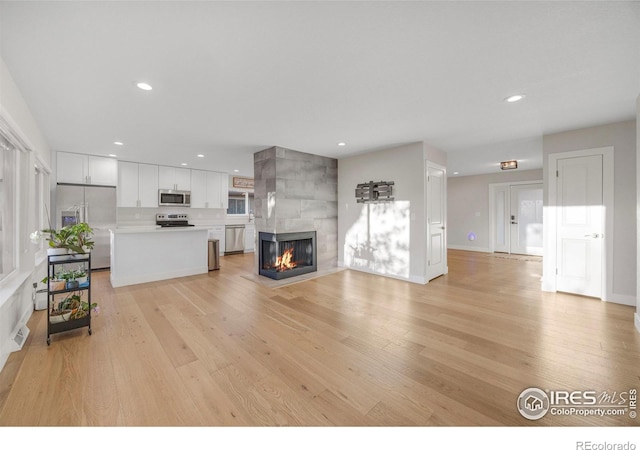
<box><xmin>259</xmin><ymin>231</ymin><xmax>317</xmax><ymax>280</ymax></box>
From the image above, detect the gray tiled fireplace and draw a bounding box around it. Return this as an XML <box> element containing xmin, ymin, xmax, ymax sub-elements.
<box><xmin>253</xmin><ymin>146</ymin><xmax>337</xmax><ymax>278</ymax></box>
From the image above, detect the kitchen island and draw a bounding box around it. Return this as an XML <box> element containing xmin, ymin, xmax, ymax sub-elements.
<box><xmin>109</xmin><ymin>226</ymin><xmax>209</xmax><ymax>287</ymax></box>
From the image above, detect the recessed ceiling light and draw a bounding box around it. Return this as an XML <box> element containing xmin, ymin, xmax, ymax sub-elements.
<box><xmin>337</xmin><ymin>142</ymin><xmax>346</xmax><ymax>146</ymax></box>
<box><xmin>108</xmin><ymin>154</ymin><xmax>117</xmax><ymax>158</ymax></box>
<box><xmin>114</xmin><ymin>141</ymin><xmax>123</xmax><ymax>146</ymax></box>
<box><xmin>233</xmin><ymin>169</ymin><xmax>240</xmax><ymax>172</ymax></box>
<box><xmin>197</xmin><ymin>154</ymin><xmax>204</xmax><ymax>158</ymax></box>
<box><xmin>181</xmin><ymin>163</ymin><xmax>188</xmax><ymax>166</ymax></box>
<box><xmin>453</xmin><ymin>171</ymin><xmax>459</xmax><ymax>175</ymax></box>
<box><xmin>505</xmin><ymin>94</ymin><xmax>525</xmax><ymax>103</ymax></box>
<box><xmin>136</xmin><ymin>82</ymin><xmax>153</xmax><ymax>91</ymax></box>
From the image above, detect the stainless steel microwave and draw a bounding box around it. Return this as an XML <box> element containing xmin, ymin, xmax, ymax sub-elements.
<box><xmin>158</xmin><ymin>189</ymin><xmax>191</xmax><ymax>207</ymax></box>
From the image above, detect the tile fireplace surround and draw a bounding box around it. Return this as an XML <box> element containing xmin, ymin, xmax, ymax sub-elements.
<box><xmin>253</xmin><ymin>146</ymin><xmax>338</xmax><ymax>278</ymax></box>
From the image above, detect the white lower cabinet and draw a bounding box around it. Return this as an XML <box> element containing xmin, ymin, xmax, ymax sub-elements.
<box><xmin>244</xmin><ymin>224</ymin><xmax>255</xmax><ymax>252</ymax></box>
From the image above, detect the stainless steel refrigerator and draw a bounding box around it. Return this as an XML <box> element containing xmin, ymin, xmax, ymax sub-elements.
<box><xmin>55</xmin><ymin>184</ymin><xmax>116</xmax><ymax>270</ymax></box>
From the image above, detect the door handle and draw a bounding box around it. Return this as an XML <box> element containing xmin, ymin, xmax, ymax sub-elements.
<box><xmin>511</xmin><ymin>221</ymin><xmax>518</xmax><ymax>224</ymax></box>
<box><xmin>584</xmin><ymin>233</ymin><xmax>600</xmax><ymax>238</ymax></box>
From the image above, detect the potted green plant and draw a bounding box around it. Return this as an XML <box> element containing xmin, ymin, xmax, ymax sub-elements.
<box><xmin>69</xmin><ymin>222</ymin><xmax>94</xmax><ymax>254</ymax></box>
<box><xmin>41</xmin><ymin>226</ymin><xmax>76</xmax><ymax>255</ymax></box>
<box><xmin>39</xmin><ymin>222</ymin><xmax>94</xmax><ymax>255</ymax></box>
<box><xmin>73</xmin><ymin>268</ymin><xmax>88</xmax><ymax>285</ymax></box>
<box><xmin>52</xmin><ymin>293</ymin><xmax>98</xmax><ymax>322</ymax></box>
<box><xmin>41</xmin><ymin>274</ymin><xmax>66</xmax><ymax>292</ymax></box>
<box><xmin>57</xmin><ymin>268</ymin><xmax>79</xmax><ymax>290</ymax></box>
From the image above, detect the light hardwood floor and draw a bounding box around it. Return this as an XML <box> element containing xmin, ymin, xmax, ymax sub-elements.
<box><xmin>1</xmin><ymin>250</ymin><xmax>638</xmax><ymax>426</ymax></box>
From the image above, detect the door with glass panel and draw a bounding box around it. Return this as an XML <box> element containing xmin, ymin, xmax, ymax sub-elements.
<box><xmin>493</xmin><ymin>183</ymin><xmax>543</xmax><ymax>256</ymax></box>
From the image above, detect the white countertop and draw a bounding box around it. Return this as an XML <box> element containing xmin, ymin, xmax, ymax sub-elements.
<box><xmin>111</xmin><ymin>226</ymin><xmax>211</xmax><ymax>234</ymax></box>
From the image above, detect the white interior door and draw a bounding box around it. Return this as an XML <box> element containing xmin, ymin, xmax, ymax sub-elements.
<box><xmin>427</xmin><ymin>163</ymin><xmax>446</xmax><ymax>281</ymax></box>
<box><xmin>509</xmin><ymin>184</ymin><xmax>543</xmax><ymax>256</ymax></box>
<box><xmin>556</xmin><ymin>155</ymin><xmax>603</xmax><ymax>298</ymax></box>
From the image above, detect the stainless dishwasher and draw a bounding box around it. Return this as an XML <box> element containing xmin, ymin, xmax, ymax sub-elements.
<box><xmin>225</xmin><ymin>225</ymin><xmax>246</xmax><ymax>254</ymax></box>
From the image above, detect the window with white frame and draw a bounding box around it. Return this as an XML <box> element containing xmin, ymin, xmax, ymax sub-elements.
<box><xmin>0</xmin><ymin>134</ymin><xmax>16</xmax><ymax>281</ymax></box>
<box><xmin>33</xmin><ymin>162</ymin><xmax>50</xmax><ymax>256</ymax></box>
<box><xmin>227</xmin><ymin>191</ymin><xmax>254</xmax><ymax>216</ymax></box>
<box><xmin>227</xmin><ymin>195</ymin><xmax>246</xmax><ymax>215</ymax></box>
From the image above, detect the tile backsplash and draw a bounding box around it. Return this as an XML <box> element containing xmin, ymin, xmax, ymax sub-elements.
<box><xmin>117</xmin><ymin>207</ymin><xmax>228</xmax><ymax>227</ymax></box>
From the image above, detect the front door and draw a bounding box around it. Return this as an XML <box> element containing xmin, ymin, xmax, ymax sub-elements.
<box><xmin>427</xmin><ymin>163</ymin><xmax>446</xmax><ymax>281</ymax></box>
<box><xmin>556</xmin><ymin>154</ymin><xmax>603</xmax><ymax>298</ymax></box>
<box><xmin>491</xmin><ymin>182</ymin><xmax>543</xmax><ymax>256</ymax></box>
<box><xmin>509</xmin><ymin>184</ymin><xmax>543</xmax><ymax>256</ymax></box>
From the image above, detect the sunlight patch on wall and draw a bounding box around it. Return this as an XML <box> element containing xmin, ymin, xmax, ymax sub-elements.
<box><xmin>267</xmin><ymin>191</ymin><xmax>276</xmax><ymax>219</ymax></box>
<box><xmin>343</xmin><ymin>201</ymin><xmax>411</xmax><ymax>278</ymax></box>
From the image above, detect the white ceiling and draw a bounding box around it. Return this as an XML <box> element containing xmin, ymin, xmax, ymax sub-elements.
<box><xmin>1</xmin><ymin>1</ymin><xmax>639</xmax><ymax>178</ymax></box>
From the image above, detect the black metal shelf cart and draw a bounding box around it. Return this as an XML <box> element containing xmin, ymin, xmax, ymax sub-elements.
<box><xmin>46</xmin><ymin>252</ymin><xmax>92</xmax><ymax>345</ymax></box>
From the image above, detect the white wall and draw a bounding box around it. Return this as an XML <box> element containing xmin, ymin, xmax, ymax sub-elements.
<box><xmin>424</xmin><ymin>142</ymin><xmax>447</xmax><ymax>168</ymax></box>
<box><xmin>0</xmin><ymin>61</ymin><xmax>50</xmax><ymax>163</ymax></box>
<box><xmin>447</xmin><ymin>169</ymin><xmax>543</xmax><ymax>252</ymax></box>
<box><xmin>543</xmin><ymin>120</ymin><xmax>636</xmax><ymax>305</ymax></box>
<box><xmin>636</xmin><ymin>95</ymin><xmax>640</xmax><ymax>332</ymax></box>
<box><xmin>0</xmin><ymin>56</ymin><xmax>51</xmax><ymax>371</ymax></box>
<box><xmin>338</xmin><ymin>142</ymin><xmax>427</xmax><ymax>283</ymax></box>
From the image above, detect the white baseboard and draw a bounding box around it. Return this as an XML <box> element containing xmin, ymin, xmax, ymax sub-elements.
<box><xmin>604</xmin><ymin>293</ymin><xmax>636</xmax><ymax>307</ymax></box>
<box><xmin>409</xmin><ymin>274</ymin><xmax>427</xmax><ymax>285</ymax></box>
<box><xmin>541</xmin><ymin>277</ymin><xmax>556</xmax><ymax>292</ymax></box>
<box><xmin>447</xmin><ymin>245</ymin><xmax>490</xmax><ymax>253</ymax></box>
<box><xmin>339</xmin><ymin>263</ymin><xmax>426</xmax><ymax>284</ymax></box>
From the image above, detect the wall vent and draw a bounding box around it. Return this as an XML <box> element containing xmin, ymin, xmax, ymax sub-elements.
<box><xmin>10</xmin><ymin>325</ymin><xmax>30</xmax><ymax>352</ymax></box>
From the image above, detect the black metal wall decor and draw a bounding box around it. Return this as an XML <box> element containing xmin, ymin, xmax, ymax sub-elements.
<box><xmin>355</xmin><ymin>180</ymin><xmax>395</xmax><ymax>203</ymax></box>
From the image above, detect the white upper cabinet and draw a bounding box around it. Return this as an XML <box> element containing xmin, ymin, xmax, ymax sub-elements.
<box><xmin>219</xmin><ymin>173</ymin><xmax>229</xmax><ymax>210</ymax></box>
<box><xmin>158</xmin><ymin>166</ymin><xmax>191</xmax><ymax>191</ymax></box>
<box><xmin>190</xmin><ymin>169</ymin><xmax>229</xmax><ymax>209</ymax></box>
<box><xmin>117</xmin><ymin>161</ymin><xmax>139</xmax><ymax>207</ymax></box>
<box><xmin>206</xmin><ymin>171</ymin><xmax>222</xmax><ymax>209</ymax></box>
<box><xmin>88</xmin><ymin>155</ymin><xmax>117</xmax><ymax>186</ymax></box>
<box><xmin>57</xmin><ymin>152</ymin><xmax>117</xmax><ymax>186</ymax></box>
<box><xmin>138</xmin><ymin>163</ymin><xmax>159</xmax><ymax>207</ymax></box>
<box><xmin>117</xmin><ymin>161</ymin><xmax>158</xmax><ymax>207</ymax></box>
<box><xmin>57</xmin><ymin>152</ymin><xmax>86</xmax><ymax>184</ymax></box>
<box><xmin>189</xmin><ymin>169</ymin><xmax>207</xmax><ymax>208</ymax></box>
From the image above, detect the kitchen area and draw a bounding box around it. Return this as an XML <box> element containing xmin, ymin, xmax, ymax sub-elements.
<box><xmin>54</xmin><ymin>151</ymin><xmax>255</xmax><ymax>288</ymax></box>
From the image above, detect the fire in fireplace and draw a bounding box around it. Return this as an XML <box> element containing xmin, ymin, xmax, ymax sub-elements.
<box><xmin>259</xmin><ymin>231</ymin><xmax>317</xmax><ymax>280</ymax></box>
